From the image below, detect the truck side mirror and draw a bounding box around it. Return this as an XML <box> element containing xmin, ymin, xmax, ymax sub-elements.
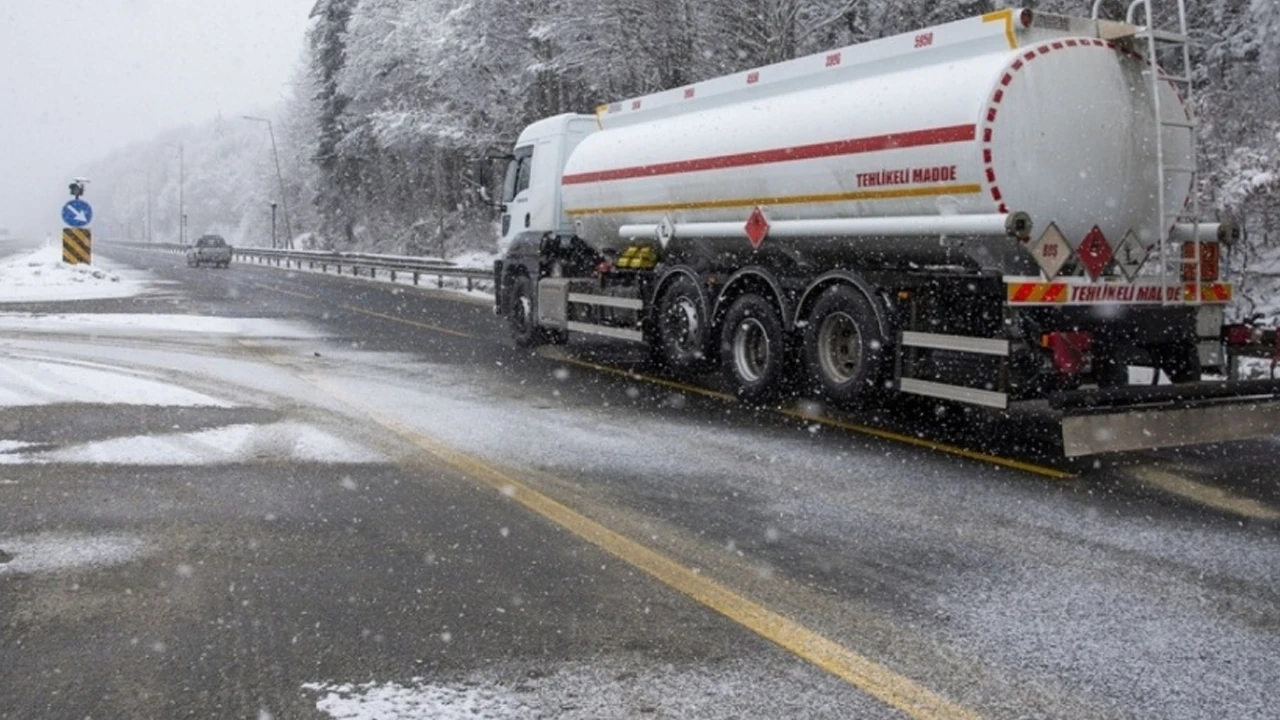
<box><xmin>471</xmin><ymin>155</ymin><xmax>512</xmax><ymax>212</ymax></box>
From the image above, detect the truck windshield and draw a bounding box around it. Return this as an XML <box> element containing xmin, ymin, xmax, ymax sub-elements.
<box><xmin>502</xmin><ymin>145</ymin><xmax>534</xmax><ymax>203</ymax></box>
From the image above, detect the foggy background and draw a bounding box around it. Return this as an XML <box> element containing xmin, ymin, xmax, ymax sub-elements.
<box><xmin>0</xmin><ymin>0</ymin><xmax>314</xmax><ymax>240</ymax></box>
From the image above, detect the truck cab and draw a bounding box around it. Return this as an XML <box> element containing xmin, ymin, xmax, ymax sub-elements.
<box><xmin>499</xmin><ymin>113</ymin><xmax>596</xmax><ymax>248</ymax></box>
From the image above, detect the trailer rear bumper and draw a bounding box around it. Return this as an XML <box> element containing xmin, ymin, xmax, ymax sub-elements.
<box><xmin>1056</xmin><ymin>381</ymin><xmax>1280</xmax><ymax>456</ymax></box>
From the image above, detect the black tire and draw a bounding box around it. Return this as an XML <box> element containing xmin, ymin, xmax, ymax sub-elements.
<box><xmin>720</xmin><ymin>293</ymin><xmax>787</xmax><ymax>404</ymax></box>
<box><xmin>653</xmin><ymin>275</ymin><xmax>713</xmax><ymax>373</ymax></box>
<box><xmin>802</xmin><ymin>285</ymin><xmax>886</xmax><ymax>403</ymax></box>
<box><xmin>506</xmin><ymin>274</ymin><xmax>544</xmax><ymax>348</ymax></box>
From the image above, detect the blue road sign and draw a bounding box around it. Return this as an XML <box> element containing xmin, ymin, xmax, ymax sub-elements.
<box><xmin>62</xmin><ymin>199</ymin><xmax>93</xmax><ymax>227</ymax></box>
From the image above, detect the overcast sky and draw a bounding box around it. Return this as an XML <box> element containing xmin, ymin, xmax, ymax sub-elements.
<box><xmin>1</xmin><ymin>0</ymin><xmax>315</xmax><ymax>240</ymax></box>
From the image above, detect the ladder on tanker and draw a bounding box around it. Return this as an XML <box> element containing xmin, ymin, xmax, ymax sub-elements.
<box><xmin>1094</xmin><ymin>0</ymin><xmax>1202</xmax><ymax>302</ymax></box>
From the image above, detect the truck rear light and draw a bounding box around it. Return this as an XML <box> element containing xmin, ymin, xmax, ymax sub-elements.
<box><xmin>1041</xmin><ymin>331</ymin><xmax>1091</xmax><ymax>375</ymax></box>
<box><xmin>1182</xmin><ymin>242</ymin><xmax>1219</xmax><ymax>282</ymax></box>
<box><xmin>1223</xmin><ymin>324</ymin><xmax>1254</xmax><ymax>346</ymax></box>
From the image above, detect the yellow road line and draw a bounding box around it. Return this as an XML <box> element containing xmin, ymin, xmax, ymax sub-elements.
<box><xmin>253</xmin><ymin>283</ymin><xmax>315</xmax><ymax>300</ymax></box>
<box><xmin>340</xmin><ymin>304</ymin><xmax>475</xmax><ymax>339</ymax></box>
<box><xmin>309</xmin><ymin>376</ymin><xmax>982</xmax><ymax>720</ymax></box>
<box><xmin>1128</xmin><ymin>467</ymin><xmax>1280</xmax><ymax>521</ymax></box>
<box><xmin>541</xmin><ymin>348</ymin><xmax>1071</xmax><ymax>480</ymax></box>
<box><xmin>540</xmin><ymin>348</ymin><xmax>738</xmax><ymax>403</ymax></box>
<box><xmin>777</xmin><ymin>408</ymin><xmax>1073</xmax><ymax>480</ymax></box>
<box><xmin>567</xmin><ymin>185</ymin><xmax>983</xmax><ymax>217</ymax></box>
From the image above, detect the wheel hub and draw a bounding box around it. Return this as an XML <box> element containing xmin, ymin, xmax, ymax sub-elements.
<box><xmin>733</xmin><ymin>318</ymin><xmax>770</xmax><ymax>382</ymax></box>
<box><xmin>664</xmin><ymin>297</ymin><xmax>701</xmax><ymax>350</ymax></box>
<box><xmin>817</xmin><ymin>311</ymin><xmax>861</xmax><ymax>384</ymax></box>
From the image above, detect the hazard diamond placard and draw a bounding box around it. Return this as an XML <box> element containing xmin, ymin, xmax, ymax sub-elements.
<box><xmin>1113</xmin><ymin>230</ymin><xmax>1148</xmax><ymax>282</ymax></box>
<box><xmin>744</xmin><ymin>206</ymin><xmax>769</xmax><ymax>250</ymax></box>
<box><xmin>1029</xmin><ymin>222</ymin><xmax>1072</xmax><ymax>280</ymax></box>
<box><xmin>1077</xmin><ymin>226</ymin><xmax>1114</xmax><ymax>280</ymax></box>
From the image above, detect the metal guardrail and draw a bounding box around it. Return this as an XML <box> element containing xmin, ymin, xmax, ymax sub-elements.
<box><xmin>112</xmin><ymin>241</ymin><xmax>495</xmax><ymax>293</ymax></box>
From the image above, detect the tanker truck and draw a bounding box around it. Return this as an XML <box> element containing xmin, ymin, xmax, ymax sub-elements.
<box><xmin>492</xmin><ymin>4</ymin><xmax>1280</xmax><ymax>456</ymax></box>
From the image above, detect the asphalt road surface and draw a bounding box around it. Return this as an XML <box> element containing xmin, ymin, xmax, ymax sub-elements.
<box><xmin>1</xmin><ymin>244</ymin><xmax>1277</xmax><ymax>719</ymax></box>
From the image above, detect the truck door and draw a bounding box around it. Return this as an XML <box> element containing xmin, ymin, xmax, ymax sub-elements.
<box><xmin>501</xmin><ymin>144</ymin><xmax>535</xmax><ymax>245</ymax></box>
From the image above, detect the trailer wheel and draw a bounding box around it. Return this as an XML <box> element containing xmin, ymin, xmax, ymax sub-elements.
<box><xmin>721</xmin><ymin>293</ymin><xmax>787</xmax><ymax>404</ymax></box>
<box><xmin>654</xmin><ymin>275</ymin><xmax>712</xmax><ymax>373</ymax></box>
<box><xmin>803</xmin><ymin>285</ymin><xmax>885</xmax><ymax>403</ymax></box>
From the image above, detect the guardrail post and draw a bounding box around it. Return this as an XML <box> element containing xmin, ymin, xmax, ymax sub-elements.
<box><xmin>467</xmin><ymin>277</ymin><xmax>473</xmax><ymax>292</ymax></box>
<box><xmin>390</xmin><ymin>270</ymin><xmax>396</xmax><ymax>283</ymax></box>
<box><xmin>413</xmin><ymin>272</ymin><xmax>419</xmax><ymax>286</ymax></box>
<box><xmin>438</xmin><ymin>274</ymin><xmax>444</xmax><ymax>289</ymax></box>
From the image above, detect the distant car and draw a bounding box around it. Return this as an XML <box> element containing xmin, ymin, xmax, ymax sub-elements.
<box><xmin>186</xmin><ymin>235</ymin><xmax>232</xmax><ymax>268</ymax></box>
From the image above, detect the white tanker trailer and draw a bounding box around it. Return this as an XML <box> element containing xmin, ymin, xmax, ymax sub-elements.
<box><xmin>493</xmin><ymin>5</ymin><xmax>1280</xmax><ymax>456</ymax></box>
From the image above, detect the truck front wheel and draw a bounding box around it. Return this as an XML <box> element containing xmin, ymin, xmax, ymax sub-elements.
<box><xmin>803</xmin><ymin>285</ymin><xmax>886</xmax><ymax>404</ymax></box>
<box><xmin>721</xmin><ymin>293</ymin><xmax>787</xmax><ymax>404</ymax></box>
<box><xmin>507</xmin><ymin>274</ymin><xmax>542</xmax><ymax>348</ymax></box>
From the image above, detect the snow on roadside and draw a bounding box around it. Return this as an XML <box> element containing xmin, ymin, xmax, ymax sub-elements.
<box><xmin>0</xmin><ymin>532</ymin><xmax>150</xmax><ymax>575</ymax></box>
<box><xmin>0</xmin><ymin>243</ymin><xmax>149</xmax><ymax>302</ymax></box>
<box><xmin>0</xmin><ymin>356</ymin><xmax>233</xmax><ymax>408</ymax></box>
<box><xmin>0</xmin><ymin>421</ymin><xmax>383</xmax><ymax>466</ymax></box>
<box><xmin>0</xmin><ymin>312</ymin><xmax>319</xmax><ymax>339</ymax></box>
<box><xmin>303</xmin><ymin>655</ymin><xmax>869</xmax><ymax>720</ymax></box>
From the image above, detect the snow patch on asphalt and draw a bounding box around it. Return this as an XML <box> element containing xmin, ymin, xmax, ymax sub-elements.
<box><xmin>305</xmin><ymin>680</ymin><xmax>523</xmax><ymax>719</ymax></box>
<box><xmin>0</xmin><ymin>357</ymin><xmax>233</xmax><ymax>408</ymax></box>
<box><xmin>0</xmin><ymin>244</ymin><xmax>149</xmax><ymax>302</ymax></box>
<box><xmin>0</xmin><ymin>421</ymin><xmax>383</xmax><ymax>465</ymax></box>
<box><xmin>0</xmin><ymin>532</ymin><xmax>150</xmax><ymax>575</ymax></box>
<box><xmin>304</xmin><ymin>656</ymin><xmax>869</xmax><ymax>719</ymax></box>
<box><xmin>0</xmin><ymin>312</ymin><xmax>318</xmax><ymax>339</ymax></box>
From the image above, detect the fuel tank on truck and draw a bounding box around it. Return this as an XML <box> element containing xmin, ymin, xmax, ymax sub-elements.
<box><xmin>560</xmin><ymin>10</ymin><xmax>1192</xmax><ymax>273</ymax></box>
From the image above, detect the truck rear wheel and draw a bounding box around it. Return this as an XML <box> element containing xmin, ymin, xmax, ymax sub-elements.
<box><xmin>654</xmin><ymin>275</ymin><xmax>712</xmax><ymax>373</ymax></box>
<box><xmin>803</xmin><ymin>285</ymin><xmax>885</xmax><ymax>403</ymax></box>
<box><xmin>721</xmin><ymin>293</ymin><xmax>787</xmax><ymax>404</ymax></box>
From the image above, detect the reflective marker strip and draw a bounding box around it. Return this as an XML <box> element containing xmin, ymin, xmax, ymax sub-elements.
<box><xmin>1193</xmin><ymin>283</ymin><xmax>1232</xmax><ymax>302</ymax></box>
<box><xmin>1006</xmin><ymin>282</ymin><xmax>1068</xmax><ymax>304</ymax></box>
<box><xmin>1005</xmin><ymin>282</ymin><xmax>1235</xmax><ymax>305</ymax></box>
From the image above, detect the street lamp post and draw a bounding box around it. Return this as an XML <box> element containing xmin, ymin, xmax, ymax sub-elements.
<box><xmin>270</xmin><ymin>201</ymin><xmax>278</xmax><ymax>249</ymax></box>
<box><xmin>146</xmin><ymin>166</ymin><xmax>153</xmax><ymax>243</ymax></box>
<box><xmin>243</xmin><ymin>115</ymin><xmax>293</xmax><ymax>249</ymax></box>
<box><xmin>164</xmin><ymin>142</ymin><xmax>185</xmax><ymax>245</ymax></box>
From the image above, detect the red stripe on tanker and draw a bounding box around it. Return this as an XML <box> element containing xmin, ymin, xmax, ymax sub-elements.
<box><xmin>561</xmin><ymin>125</ymin><xmax>976</xmax><ymax>186</ymax></box>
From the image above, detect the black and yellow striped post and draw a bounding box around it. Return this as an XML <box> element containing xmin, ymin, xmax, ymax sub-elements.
<box><xmin>62</xmin><ymin>228</ymin><xmax>92</xmax><ymax>264</ymax></box>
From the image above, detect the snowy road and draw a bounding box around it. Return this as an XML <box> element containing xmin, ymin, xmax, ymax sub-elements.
<box><xmin>1</xmin><ymin>244</ymin><xmax>1278</xmax><ymax>719</ymax></box>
